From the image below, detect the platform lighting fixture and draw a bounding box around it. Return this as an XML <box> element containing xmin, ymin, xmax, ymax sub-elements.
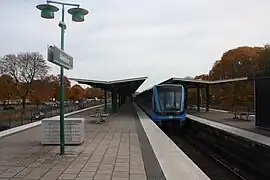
<box><xmin>36</xmin><ymin>0</ymin><xmax>89</xmax><ymax>155</ymax></box>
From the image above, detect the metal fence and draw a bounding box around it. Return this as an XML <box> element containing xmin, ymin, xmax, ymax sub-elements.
<box><xmin>0</xmin><ymin>101</ymin><xmax>103</xmax><ymax>129</ymax></box>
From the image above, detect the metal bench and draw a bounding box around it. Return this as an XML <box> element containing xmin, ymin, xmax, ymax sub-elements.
<box><xmin>89</xmin><ymin>109</ymin><xmax>109</xmax><ymax>124</ymax></box>
<box><xmin>233</xmin><ymin>106</ymin><xmax>250</xmax><ymax>121</ymax></box>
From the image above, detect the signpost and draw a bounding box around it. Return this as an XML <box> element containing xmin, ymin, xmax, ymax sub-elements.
<box><xmin>47</xmin><ymin>44</ymin><xmax>73</xmax><ymax>155</ymax></box>
<box><xmin>37</xmin><ymin>0</ymin><xmax>88</xmax><ymax>156</ymax></box>
<box><xmin>47</xmin><ymin>45</ymin><xmax>73</xmax><ymax>70</ymax></box>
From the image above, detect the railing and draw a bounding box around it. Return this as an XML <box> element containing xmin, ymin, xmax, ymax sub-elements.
<box><xmin>0</xmin><ymin>101</ymin><xmax>103</xmax><ymax>129</ymax></box>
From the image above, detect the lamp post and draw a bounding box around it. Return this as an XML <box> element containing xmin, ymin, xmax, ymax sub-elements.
<box><xmin>36</xmin><ymin>0</ymin><xmax>89</xmax><ymax>155</ymax></box>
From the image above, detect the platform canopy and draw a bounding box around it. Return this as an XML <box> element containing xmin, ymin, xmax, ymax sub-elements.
<box><xmin>159</xmin><ymin>77</ymin><xmax>249</xmax><ymax>88</ymax></box>
<box><xmin>70</xmin><ymin>76</ymin><xmax>148</xmax><ymax>96</ymax></box>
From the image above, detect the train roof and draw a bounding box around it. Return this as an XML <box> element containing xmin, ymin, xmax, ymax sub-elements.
<box><xmin>135</xmin><ymin>83</ymin><xmax>183</xmax><ymax>97</ymax></box>
<box><xmin>156</xmin><ymin>84</ymin><xmax>184</xmax><ymax>87</ymax></box>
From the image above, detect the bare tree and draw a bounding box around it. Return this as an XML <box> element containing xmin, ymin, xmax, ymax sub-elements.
<box><xmin>0</xmin><ymin>52</ymin><xmax>50</xmax><ymax>109</ymax></box>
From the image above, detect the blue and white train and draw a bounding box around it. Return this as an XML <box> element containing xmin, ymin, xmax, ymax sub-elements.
<box><xmin>135</xmin><ymin>84</ymin><xmax>186</xmax><ymax>128</ymax></box>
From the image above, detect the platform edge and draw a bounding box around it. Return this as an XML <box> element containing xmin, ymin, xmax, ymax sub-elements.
<box><xmin>134</xmin><ymin>103</ymin><xmax>210</xmax><ymax>180</ymax></box>
<box><xmin>187</xmin><ymin>114</ymin><xmax>270</xmax><ymax>147</ymax></box>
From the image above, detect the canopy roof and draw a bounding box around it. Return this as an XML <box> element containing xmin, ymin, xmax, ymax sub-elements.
<box><xmin>159</xmin><ymin>77</ymin><xmax>249</xmax><ymax>88</ymax></box>
<box><xmin>70</xmin><ymin>76</ymin><xmax>147</xmax><ymax>96</ymax></box>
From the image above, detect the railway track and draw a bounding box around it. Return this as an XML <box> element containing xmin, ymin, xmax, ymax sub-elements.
<box><xmin>180</xmin><ymin>133</ymin><xmax>247</xmax><ymax>180</ymax></box>
<box><xmin>136</xmin><ymin>103</ymin><xmax>269</xmax><ymax>180</ymax></box>
<box><xmin>162</xmin><ymin>125</ymin><xmax>266</xmax><ymax>180</ymax></box>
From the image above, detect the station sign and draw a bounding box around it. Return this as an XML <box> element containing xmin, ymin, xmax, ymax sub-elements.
<box><xmin>47</xmin><ymin>45</ymin><xmax>73</xmax><ymax>70</ymax></box>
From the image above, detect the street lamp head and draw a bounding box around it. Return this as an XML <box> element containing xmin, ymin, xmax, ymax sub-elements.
<box><xmin>68</xmin><ymin>7</ymin><xmax>89</xmax><ymax>22</ymax></box>
<box><xmin>36</xmin><ymin>4</ymin><xmax>59</xmax><ymax>19</ymax></box>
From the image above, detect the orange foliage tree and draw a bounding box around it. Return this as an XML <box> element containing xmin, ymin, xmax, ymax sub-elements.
<box><xmin>28</xmin><ymin>78</ymin><xmax>53</xmax><ymax>107</ymax></box>
<box><xmin>89</xmin><ymin>88</ymin><xmax>104</xmax><ymax>99</ymax></box>
<box><xmin>84</xmin><ymin>87</ymin><xmax>92</xmax><ymax>99</ymax></box>
<box><xmin>208</xmin><ymin>46</ymin><xmax>262</xmax><ymax>110</ymax></box>
<box><xmin>0</xmin><ymin>74</ymin><xmax>16</xmax><ymax>105</ymax></box>
<box><xmin>255</xmin><ymin>44</ymin><xmax>270</xmax><ymax>75</ymax></box>
<box><xmin>69</xmin><ymin>84</ymin><xmax>86</xmax><ymax>101</ymax></box>
<box><xmin>48</xmin><ymin>75</ymin><xmax>71</xmax><ymax>101</ymax></box>
<box><xmin>187</xmin><ymin>46</ymin><xmax>269</xmax><ymax>111</ymax></box>
<box><xmin>186</xmin><ymin>74</ymin><xmax>209</xmax><ymax>106</ymax></box>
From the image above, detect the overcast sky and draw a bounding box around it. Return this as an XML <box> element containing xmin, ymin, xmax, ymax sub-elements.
<box><xmin>1</xmin><ymin>0</ymin><xmax>270</xmax><ymax>91</ymax></box>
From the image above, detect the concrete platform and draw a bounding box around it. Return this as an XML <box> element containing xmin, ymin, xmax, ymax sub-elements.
<box><xmin>0</xmin><ymin>104</ymin><xmax>150</xmax><ymax>180</ymax></box>
<box><xmin>189</xmin><ymin>110</ymin><xmax>270</xmax><ymax>136</ymax></box>
<box><xmin>135</xmin><ymin>104</ymin><xmax>210</xmax><ymax>180</ymax></box>
<box><xmin>0</xmin><ymin>102</ymin><xmax>214</xmax><ymax>180</ymax></box>
<box><xmin>188</xmin><ymin>110</ymin><xmax>270</xmax><ymax>147</ymax></box>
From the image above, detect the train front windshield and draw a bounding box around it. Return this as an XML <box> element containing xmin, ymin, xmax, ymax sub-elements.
<box><xmin>157</xmin><ymin>86</ymin><xmax>182</xmax><ymax>112</ymax></box>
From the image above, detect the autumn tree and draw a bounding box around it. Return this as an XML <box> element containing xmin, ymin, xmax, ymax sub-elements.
<box><xmin>195</xmin><ymin>74</ymin><xmax>209</xmax><ymax>80</ymax></box>
<box><xmin>85</xmin><ymin>87</ymin><xmax>92</xmax><ymax>99</ymax></box>
<box><xmin>0</xmin><ymin>52</ymin><xmax>50</xmax><ymax>109</ymax></box>
<box><xmin>186</xmin><ymin>74</ymin><xmax>209</xmax><ymax>107</ymax></box>
<box><xmin>48</xmin><ymin>75</ymin><xmax>71</xmax><ymax>101</ymax></box>
<box><xmin>89</xmin><ymin>88</ymin><xmax>104</xmax><ymax>99</ymax></box>
<box><xmin>29</xmin><ymin>78</ymin><xmax>53</xmax><ymax>107</ymax></box>
<box><xmin>0</xmin><ymin>74</ymin><xmax>16</xmax><ymax>106</ymax></box>
<box><xmin>184</xmin><ymin>75</ymin><xmax>196</xmax><ymax>106</ymax></box>
<box><xmin>59</xmin><ymin>75</ymin><xmax>71</xmax><ymax>100</ymax></box>
<box><xmin>69</xmin><ymin>84</ymin><xmax>86</xmax><ymax>101</ymax></box>
<box><xmin>255</xmin><ymin>44</ymin><xmax>270</xmax><ymax>75</ymax></box>
<box><xmin>208</xmin><ymin>46</ymin><xmax>263</xmax><ymax>110</ymax></box>
<box><xmin>46</xmin><ymin>75</ymin><xmax>58</xmax><ymax>101</ymax></box>
<box><xmin>218</xmin><ymin>46</ymin><xmax>262</xmax><ymax>78</ymax></box>
<box><xmin>186</xmin><ymin>46</ymin><xmax>266</xmax><ymax>110</ymax></box>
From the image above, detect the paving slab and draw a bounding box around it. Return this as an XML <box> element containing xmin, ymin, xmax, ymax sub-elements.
<box><xmin>0</xmin><ymin>104</ymin><xmax>152</xmax><ymax>180</ymax></box>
